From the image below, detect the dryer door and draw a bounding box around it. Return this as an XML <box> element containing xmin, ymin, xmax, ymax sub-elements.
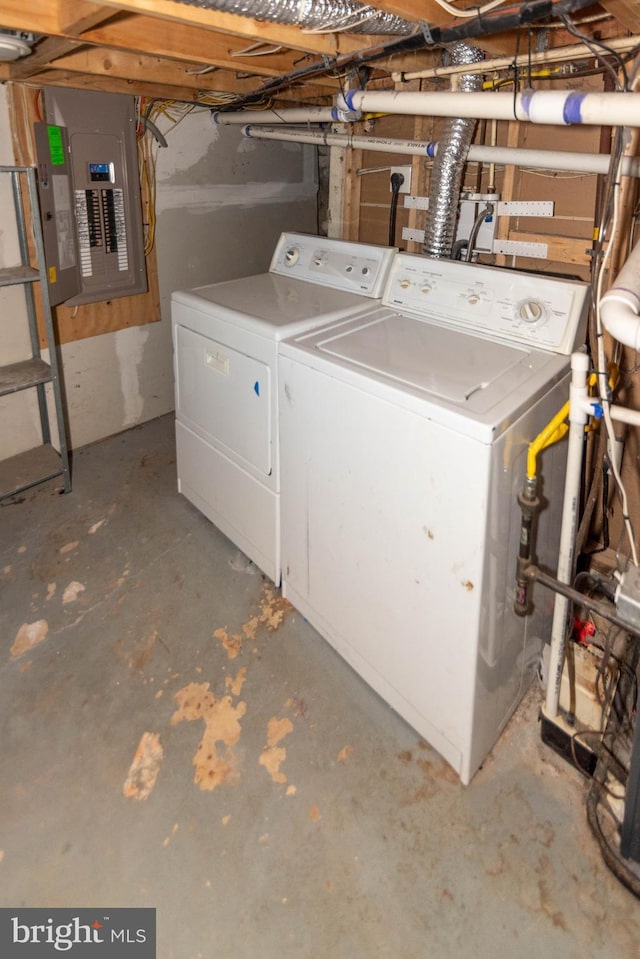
<box><xmin>175</xmin><ymin>323</ymin><xmax>272</xmax><ymax>476</ymax></box>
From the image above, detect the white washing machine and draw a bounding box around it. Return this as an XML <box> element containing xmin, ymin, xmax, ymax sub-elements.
<box><xmin>279</xmin><ymin>253</ymin><xmax>589</xmax><ymax>784</ymax></box>
<box><xmin>171</xmin><ymin>233</ymin><xmax>396</xmax><ymax>584</ymax></box>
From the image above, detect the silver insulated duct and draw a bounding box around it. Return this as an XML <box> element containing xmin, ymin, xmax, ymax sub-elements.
<box><xmin>173</xmin><ymin>0</ymin><xmax>415</xmax><ymax>34</ymax></box>
<box><xmin>423</xmin><ymin>43</ymin><xmax>485</xmax><ymax>258</ymax></box>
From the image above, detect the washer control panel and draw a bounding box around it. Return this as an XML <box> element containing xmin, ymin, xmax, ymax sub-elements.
<box><xmin>383</xmin><ymin>253</ymin><xmax>589</xmax><ymax>354</ymax></box>
<box><xmin>271</xmin><ymin>232</ymin><xmax>396</xmax><ymax>298</ymax></box>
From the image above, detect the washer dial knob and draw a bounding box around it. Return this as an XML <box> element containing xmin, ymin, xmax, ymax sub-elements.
<box><xmin>517</xmin><ymin>298</ymin><xmax>546</xmax><ymax>324</ymax></box>
<box><xmin>285</xmin><ymin>247</ymin><xmax>300</xmax><ymax>267</ymax></box>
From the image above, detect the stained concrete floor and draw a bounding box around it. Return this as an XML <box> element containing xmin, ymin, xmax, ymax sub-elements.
<box><xmin>1</xmin><ymin>413</ymin><xmax>639</xmax><ymax>958</ymax></box>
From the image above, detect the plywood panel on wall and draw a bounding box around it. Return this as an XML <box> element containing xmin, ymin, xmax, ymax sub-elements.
<box><xmin>7</xmin><ymin>81</ymin><xmax>161</xmax><ymax>346</ymax></box>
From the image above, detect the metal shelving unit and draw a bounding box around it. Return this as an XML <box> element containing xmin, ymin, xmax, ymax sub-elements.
<box><xmin>0</xmin><ymin>165</ymin><xmax>71</xmax><ymax>499</ymax></box>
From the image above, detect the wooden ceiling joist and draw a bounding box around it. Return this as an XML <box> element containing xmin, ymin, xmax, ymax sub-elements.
<box><xmin>55</xmin><ymin>2</ymin><xmax>122</xmax><ymax>35</ymax></box>
<box><xmin>91</xmin><ymin>0</ymin><xmax>384</xmax><ymax>57</ymax></box>
<box><xmin>0</xmin><ymin>0</ymin><xmax>629</xmax><ymax>104</ymax></box>
<box><xmin>83</xmin><ymin>15</ymin><xmax>328</xmax><ymax>81</ymax></box>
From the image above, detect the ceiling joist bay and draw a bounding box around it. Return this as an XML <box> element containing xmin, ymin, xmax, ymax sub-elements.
<box><xmin>0</xmin><ymin>0</ymin><xmax>629</xmax><ymax>104</ymax></box>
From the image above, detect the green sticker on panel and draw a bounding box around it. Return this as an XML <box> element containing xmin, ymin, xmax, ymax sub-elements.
<box><xmin>47</xmin><ymin>125</ymin><xmax>65</xmax><ymax>165</ymax></box>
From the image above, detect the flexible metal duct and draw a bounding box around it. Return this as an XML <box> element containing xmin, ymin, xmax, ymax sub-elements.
<box><xmin>423</xmin><ymin>43</ymin><xmax>485</xmax><ymax>258</ymax></box>
<box><xmin>174</xmin><ymin>0</ymin><xmax>415</xmax><ymax>34</ymax></box>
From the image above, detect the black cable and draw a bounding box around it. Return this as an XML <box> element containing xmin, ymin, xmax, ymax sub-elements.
<box><xmin>581</xmin><ymin>611</ymin><xmax>640</xmax><ymax>897</ymax></box>
<box><xmin>451</xmin><ymin>239</ymin><xmax>468</xmax><ymax>260</ymax></box>
<box><xmin>512</xmin><ymin>26</ymin><xmax>522</xmax><ymax>118</ymax></box>
<box><xmin>216</xmin><ymin>0</ymin><xmax>599</xmax><ymax>112</ymax></box>
<box><xmin>573</xmin><ymin>568</ymin><xmax>617</xmax><ymax>601</ymax></box>
<box><xmin>583</xmin><ymin>461</ymin><xmax>611</xmax><ymax>555</ymax></box>
<box><xmin>389</xmin><ymin>172</ymin><xmax>404</xmax><ymax>246</ymax></box>
<box><xmin>587</xmin><ymin>754</ymin><xmax>640</xmax><ymax>897</ymax></box>
<box><xmin>559</xmin><ymin>13</ymin><xmax>630</xmax><ymax>91</ymax></box>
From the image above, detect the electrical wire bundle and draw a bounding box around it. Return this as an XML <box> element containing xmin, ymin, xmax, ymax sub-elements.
<box><xmin>135</xmin><ymin>88</ymin><xmax>269</xmax><ymax>256</ymax></box>
<box><xmin>135</xmin><ymin>97</ymin><xmax>207</xmax><ymax>256</ymax></box>
<box><xmin>576</xmin><ymin>602</ymin><xmax>640</xmax><ymax>897</ymax></box>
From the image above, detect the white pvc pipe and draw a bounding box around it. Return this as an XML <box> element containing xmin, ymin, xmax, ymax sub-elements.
<box><xmin>243</xmin><ymin>124</ymin><xmax>427</xmax><ymax>153</ymax></box>
<box><xmin>600</xmin><ymin>239</ymin><xmax>640</xmax><ymax>350</ymax></box>
<box><xmin>218</xmin><ymin>87</ymin><xmax>640</xmax><ymax>130</ymax></box>
<box><xmin>213</xmin><ymin>106</ymin><xmax>348</xmax><ymax>124</ymax></box>
<box><xmin>392</xmin><ymin>35</ymin><xmax>640</xmax><ymax>82</ymax></box>
<box><xmin>610</xmin><ymin>404</ymin><xmax>640</xmax><ymax>428</ymax></box>
<box><xmin>544</xmin><ymin>351</ymin><xmax>590</xmax><ymax>720</ymax></box>
<box><xmin>242</xmin><ymin>125</ymin><xmax>640</xmax><ymax>177</ymax></box>
<box><xmin>342</xmin><ymin>90</ymin><xmax>640</xmax><ymax>128</ymax></box>
<box><xmin>467</xmin><ymin>145</ymin><xmax>640</xmax><ymax>177</ymax></box>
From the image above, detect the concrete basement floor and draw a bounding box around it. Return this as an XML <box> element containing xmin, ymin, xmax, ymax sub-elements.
<box><xmin>1</xmin><ymin>413</ymin><xmax>639</xmax><ymax>958</ymax></box>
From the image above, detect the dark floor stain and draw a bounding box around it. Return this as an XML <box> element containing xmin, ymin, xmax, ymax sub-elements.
<box><xmin>539</xmin><ymin>878</ymin><xmax>568</xmax><ymax>931</ymax></box>
<box><xmin>417</xmin><ymin>757</ymin><xmax>459</xmax><ymax>785</ymax></box>
<box><xmin>112</xmin><ymin>628</ymin><xmax>158</xmax><ymax>671</ymax></box>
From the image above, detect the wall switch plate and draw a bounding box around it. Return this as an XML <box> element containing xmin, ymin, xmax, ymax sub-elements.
<box><xmin>390</xmin><ymin>165</ymin><xmax>412</xmax><ymax>194</ymax></box>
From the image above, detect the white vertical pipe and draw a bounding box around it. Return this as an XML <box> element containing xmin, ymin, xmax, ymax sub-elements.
<box><xmin>544</xmin><ymin>352</ymin><xmax>591</xmax><ymax>719</ymax></box>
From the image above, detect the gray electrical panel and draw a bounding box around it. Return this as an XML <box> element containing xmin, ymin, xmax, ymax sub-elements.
<box><xmin>40</xmin><ymin>87</ymin><xmax>147</xmax><ymax>306</ymax></box>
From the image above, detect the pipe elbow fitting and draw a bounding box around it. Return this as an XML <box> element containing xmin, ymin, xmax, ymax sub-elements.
<box><xmin>600</xmin><ymin>290</ymin><xmax>640</xmax><ymax>352</ymax></box>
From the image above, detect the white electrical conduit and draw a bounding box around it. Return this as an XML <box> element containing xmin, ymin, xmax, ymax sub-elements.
<box><xmin>392</xmin><ymin>35</ymin><xmax>640</xmax><ymax>82</ymax></box>
<box><xmin>339</xmin><ymin>90</ymin><xmax>640</xmax><ymax>127</ymax></box>
<box><xmin>241</xmin><ymin>125</ymin><xmax>640</xmax><ymax>177</ymax></box>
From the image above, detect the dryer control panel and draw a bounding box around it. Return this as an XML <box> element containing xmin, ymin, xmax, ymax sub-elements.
<box><xmin>383</xmin><ymin>253</ymin><xmax>589</xmax><ymax>355</ymax></box>
<box><xmin>270</xmin><ymin>233</ymin><xmax>396</xmax><ymax>298</ymax></box>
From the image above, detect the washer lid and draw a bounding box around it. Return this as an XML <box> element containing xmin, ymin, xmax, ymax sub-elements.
<box><xmin>316</xmin><ymin>312</ymin><xmax>526</xmax><ymax>405</ymax></box>
<box><xmin>173</xmin><ymin>274</ymin><xmax>375</xmax><ymax>340</ymax></box>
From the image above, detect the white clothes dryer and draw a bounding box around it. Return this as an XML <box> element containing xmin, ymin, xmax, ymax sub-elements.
<box><xmin>171</xmin><ymin>233</ymin><xmax>396</xmax><ymax>583</ymax></box>
<box><xmin>278</xmin><ymin>253</ymin><xmax>589</xmax><ymax>783</ymax></box>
